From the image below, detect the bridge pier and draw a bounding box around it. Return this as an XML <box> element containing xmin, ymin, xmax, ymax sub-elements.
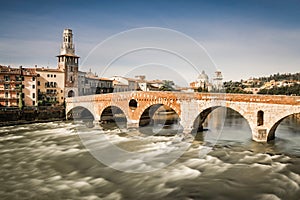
<box><xmin>127</xmin><ymin>120</ymin><xmax>139</xmax><ymax>129</ymax></box>
<box><xmin>252</xmin><ymin>127</ymin><xmax>268</xmax><ymax>142</ymax></box>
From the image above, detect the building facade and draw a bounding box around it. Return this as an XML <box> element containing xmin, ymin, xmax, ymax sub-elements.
<box><xmin>34</xmin><ymin>68</ymin><xmax>65</xmax><ymax>106</ymax></box>
<box><xmin>0</xmin><ymin>65</ymin><xmax>37</xmax><ymax>107</ymax></box>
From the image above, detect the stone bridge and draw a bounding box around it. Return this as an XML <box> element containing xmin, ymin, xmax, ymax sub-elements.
<box><xmin>65</xmin><ymin>91</ymin><xmax>300</xmax><ymax>142</ymax></box>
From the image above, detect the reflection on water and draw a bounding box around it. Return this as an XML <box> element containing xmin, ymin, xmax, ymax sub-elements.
<box><xmin>0</xmin><ymin>110</ymin><xmax>299</xmax><ymax>199</ymax></box>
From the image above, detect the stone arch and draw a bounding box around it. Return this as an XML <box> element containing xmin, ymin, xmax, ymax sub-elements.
<box><xmin>66</xmin><ymin>106</ymin><xmax>95</xmax><ymax>120</ymax></box>
<box><xmin>99</xmin><ymin>105</ymin><xmax>128</xmax><ymax>129</ymax></box>
<box><xmin>136</xmin><ymin>101</ymin><xmax>181</xmax><ymax>125</ymax></box>
<box><xmin>267</xmin><ymin>112</ymin><xmax>300</xmax><ymax>141</ymax></box>
<box><xmin>138</xmin><ymin>103</ymin><xmax>180</xmax><ymax>128</ymax></box>
<box><xmin>192</xmin><ymin>105</ymin><xmax>252</xmax><ymax>135</ymax></box>
<box><xmin>66</xmin><ymin>106</ymin><xmax>95</xmax><ymax>128</ymax></box>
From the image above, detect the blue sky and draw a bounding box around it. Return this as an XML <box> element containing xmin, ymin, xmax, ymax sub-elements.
<box><xmin>1</xmin><ymin>0</ymin><xmax>300</xmax><ymax>82</ymax></box>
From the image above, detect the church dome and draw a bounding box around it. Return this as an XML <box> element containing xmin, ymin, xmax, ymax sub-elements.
<box><xmin>197</xmin><ymin>70</ymin><xmax>209</xmax><ymax>81</ymax></box>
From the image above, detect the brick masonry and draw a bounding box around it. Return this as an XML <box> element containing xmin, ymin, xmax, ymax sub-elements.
<box><xmin>66</xmin><ymin>92</ymin><xmax>300</xmax><ymax>142</ymax></box>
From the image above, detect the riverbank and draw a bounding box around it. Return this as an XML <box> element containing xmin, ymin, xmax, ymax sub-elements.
<box><xmin>0</xmin><ymin>106</ymin><xmax>65</xmax><ymax>127</ymax></box>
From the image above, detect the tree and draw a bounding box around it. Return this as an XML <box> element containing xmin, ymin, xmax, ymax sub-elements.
<box><xmin>18</xmin><ymin>90</ymin><xmax>23</xmax><ymax>110</ymax></box>
<box><xmin>159</xmin><ymin>80</ymin><xmax>175</xmax><ymax>91</ymax></box>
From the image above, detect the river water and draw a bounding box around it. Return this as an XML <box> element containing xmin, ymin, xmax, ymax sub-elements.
<box><xmin>0</xmin><ymin>109</ymin><xmax>299</xmax><ymax>200</ymax></box>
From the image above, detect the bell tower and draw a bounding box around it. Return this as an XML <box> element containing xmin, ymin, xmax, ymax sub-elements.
<box><xmin>57</xmin><ymin>29</ymin><xmax>79</xmax><ymax>97</ymax></box>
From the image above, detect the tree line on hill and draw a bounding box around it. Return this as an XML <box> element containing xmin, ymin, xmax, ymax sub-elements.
<box><xmin>258</xmin><ymin>83</ymin><xmax>300</xmax><ymax>96</ymax></box>
<box><xmin>224</xmin><ymin>72</ymin><xmax>300</xmax><ymax>96</ymax></box>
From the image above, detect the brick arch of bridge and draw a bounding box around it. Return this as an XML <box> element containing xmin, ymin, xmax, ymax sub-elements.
<box><xmin>266</xmin><ymin>107</ymin><xmax>300</xmax><ymax>141</ymax></box>
<box><xmin>66</xmin><ymin>105</ymin><xmax>95</xmax><ymax>120</ymax></box>
<box><xmin>97</xmin><ymin>102</ymin><xmax>130</xmax><ymax>122</ymax></box>
<box><xmin>192</xmin><ymin>101</ymin><xmax>254</xmax><ymax>133</ymax></box>
<box><xmin>131</xmin><ymin>98</ymin><xmax>181</xmax><ymax>123</ymax></box>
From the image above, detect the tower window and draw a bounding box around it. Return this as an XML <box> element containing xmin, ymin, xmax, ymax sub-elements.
<box><xmin>32</xmin><ymin>93</ymin><xmax>35</xmax><ymax>98</ymax></box>
<box><xmin>32</xmin><ymin>85</ymin><xmax>35</xmax><ymax>89</ymax></box>
<box><xmin>47</xmin><ymin>74</ymin><xmax>50</xmax><ymax>77</ymax></box>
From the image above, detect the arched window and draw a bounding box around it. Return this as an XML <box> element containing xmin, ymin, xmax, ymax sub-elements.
<box><xmin>129</xmin><ymin>99</ymin><xmax>138</xmax><ymax>109</ymax></box>
<box><xmin>257</xmin><ymin>110</ymin><xmax>264</xmax><ymax>126</ymax></box>
<box><xmin>68</xmin><ymin>90</ymin><xmax>75</xmax><ymax>97</ymax></box>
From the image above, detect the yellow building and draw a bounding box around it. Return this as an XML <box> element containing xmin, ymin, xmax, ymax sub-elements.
<box><xmin>22</xmin><ymin>68</ymin><xmax>37</xmax><ymax>106</ymax></box>
<box><xmin>34</xmin><ymin>67</ymin><xmax>65</xmax><ymax>106</ymax></box>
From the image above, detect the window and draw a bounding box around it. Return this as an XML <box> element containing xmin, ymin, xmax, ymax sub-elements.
<box><xmin>38</xmin><ymin>89</ymin><xmax>40</xmax><ymax>94</ymax></box>
<box><xmin>47</xmin><ymin>74</ymin><xmax>50</xmax><ymax>77</ymax></box>
<box><xmin>32</xmin><ymin>85</ymin><xmax>35</xmax><ymax>89</ymax></box>
<box><xmin>5</xmin><ymin>92</ymin><xmax>8</xmax><ymax>98</ymax></box>
<box><xmin>37</xmin><ymin>81</ymin><xmax>40</xmax><ymax>86</ymax></box>
<box><xmin>15</xmin><ymin>75</ymin><xmax>21</xmax><ymax>81</ymax></box>
<box><xmin>4</xmin><ymin>75</ymin><xmax>10</xmax><ymax>81</ymax></box>
<box><xmin>32</xmin><ymin>101</ymin><xmax>35</xmax><ymax>105</ymax></box>
<box><xmin>257</xmin><ymin>110</ymin><xmax>264</xmax><ymax>126</ymax></box>
<box><xmin>51</xmin><ymin>74</ymin><xmax>53</xmax><ymax>78</ymax></box>
<box><xmin>4</xmin><ymin>84</ymin><xmax>10</xmax><ymax>89</ymax></box>
<box><xmin>32</xmin><ymin>93</ymin><xmax>35</xmax><ymax>98</ymax></box>
<box><xmin>32</xmin><ymin>77</ymin><xmax>35</xmax><ymax>81</ymax></box>
<box><xmin>16</xmin><ymin>93</ymin><xmax>19</xmax><ymax>97</ymax></box>
<box><xmin>61</xmin><ymin>90</ymin><xmax>63</xmax><ymax>93</ymax></box>
<box><xmin>70</xmin><ymin>66</ymin><xmax>73</xmax><ymax>72</ymax></box>
<box><xmin>5</xmin><ymin>101</ymin><xmax>8</xmax><ymax>106</ymax></box>
<box><xmin>22</xmin><ymin>85</ymin><xmax>24</xmax><ymax>89</ymax></box>
<box><xmin>54</xmin><ymin>75</ymin><xmax>56</xmax><ymax>78</ymax></box>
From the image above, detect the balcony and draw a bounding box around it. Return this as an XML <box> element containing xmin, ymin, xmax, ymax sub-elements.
<box><xmin>0</xmin><ymin>87</ymin><xmax>21</xmax><ymax>91</ymax></box>
<box><xmin>0</xmin><ymin>96</ymin><xmax>18</xmax><ymax>100</ymax></box>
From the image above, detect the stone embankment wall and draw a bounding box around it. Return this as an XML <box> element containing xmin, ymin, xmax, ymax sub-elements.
<box><xmin>0</xmin><ymin>106</ymin><xmax>65</xmax><ymax>126</ymax></box>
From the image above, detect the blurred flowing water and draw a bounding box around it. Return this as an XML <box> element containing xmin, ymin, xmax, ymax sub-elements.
<box><xmin>0</xmin><ymin>111</ymin><xmax>299</xmax><ymax>200</ymax></box>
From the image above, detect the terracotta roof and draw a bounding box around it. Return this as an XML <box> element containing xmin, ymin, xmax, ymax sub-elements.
<box><xmin>0</xmin><ymin>65</ymin><xmax>21</xmax><ymax>74</ymax></box>
<box><xmin>23</xmin><ymin>68</ymin><xmax>37</xmax><ymax>76</ymax></box>
<box><xmin>32</xmin><ymin>67</ymin><xmax>64</xmax><ymax>73</ymax></box>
